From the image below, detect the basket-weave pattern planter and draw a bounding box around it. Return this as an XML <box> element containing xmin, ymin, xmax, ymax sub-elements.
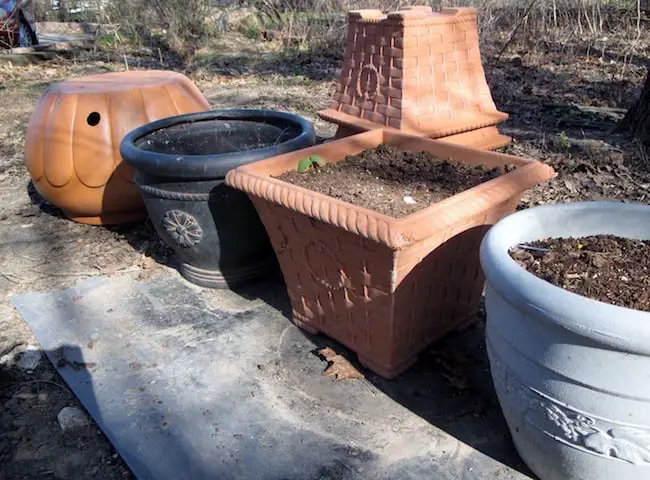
<box><xmin>227</xmin><ymin>130</ymin><xmax>555</xmax><ymax>378</ymax></box>
<box><xmin>318</xmin><ymin>6</ymin><xmax>510</xmax><ymax>150</ymax></box>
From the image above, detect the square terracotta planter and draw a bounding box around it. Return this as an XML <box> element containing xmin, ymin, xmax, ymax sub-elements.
<box><xmin>318</xmin><ymin>6</ymin><xmax>511</xmax><ymax>150</ymax></box>
<box><xmin>226</xmin><ymin>130</ymin><xmax>555</xmax><ymax>379</ymax></box>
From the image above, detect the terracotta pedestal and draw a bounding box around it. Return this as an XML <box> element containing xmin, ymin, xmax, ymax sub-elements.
<box><xmin>24</xmin><ymin>70</ymin><xmax>211</xmax><ymax>225</ymax></box>
<box><xmin>319</xmin><ymin>6</ymin><xmax>511</xmax><ymax>150</ymax></box>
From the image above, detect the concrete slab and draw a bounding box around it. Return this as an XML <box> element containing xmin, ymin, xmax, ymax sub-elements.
<box><xmin>12</xmin><ymin>274</ymin><xmax>535</xmax><ymax>480</ymax></box>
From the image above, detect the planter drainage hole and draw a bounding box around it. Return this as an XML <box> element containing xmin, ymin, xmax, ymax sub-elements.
<box><xmin>87</xmin><ymin>112</ymin><xmax>101</xmax><ymax>127</ymax></box>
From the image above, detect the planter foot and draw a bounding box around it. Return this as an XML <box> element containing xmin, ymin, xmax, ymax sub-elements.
<box><xmin>64</xmin><ymin>210</ymin><xmax>147</xmax><ymax>226</ymax></box>
<box><xmin>358</xmin><ymin>354</ymin><xmax>418</xmax><ymax>380</ymax></box>
<box><xmin>180</xmin><ymin>260</ymin><xmax>276</xmax><ymax>289</ymax></box>
<box><xmin>292</xmin><ymin>317</ymin><xmax>320</xmax><ymax>336</ymax></box>
<box><xmin>334</xmin><ymin>125</ymin><xmax>361</xmax><ymax>139</ymax></box>
<box><xmin>453</xmin><ymin>314</ymin><xmax>481</xmax><ymax>333</ymax></box>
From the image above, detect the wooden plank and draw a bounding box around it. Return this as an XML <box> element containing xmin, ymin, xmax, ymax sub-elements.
<box><xmin>8</xmin><ymin>40</ymin><xmax>93</xmax><ymax>54</ymax></box>
<box><xmin>0</xmin><ymin>51</ymin><xmax>57</xmax><ymax>66</ymax></box>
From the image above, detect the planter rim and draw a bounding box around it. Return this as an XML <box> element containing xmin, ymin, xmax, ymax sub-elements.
<box><xmin>119</xmin><ymin>109</ymin><xmax>316</xmax><ymax>180</ymax></box>
<box><xmin>226</xmin><ymin>129</ymin><xmax>556</xmax><ymax>249</ymax></box>
<box><xmin>480</xmin><ymin>201</ymin><xmax>650</xmax><ymax>355</ymax></box>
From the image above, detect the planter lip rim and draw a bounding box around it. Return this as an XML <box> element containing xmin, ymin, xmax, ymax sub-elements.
<box><xmin>119</xmin><ymin>109</ymin><xmax>317</xmax><ymax>180</ymax></box>
<box><xmin>480</xmin><ymin>201</ymin><xmax>650</xmax><ymax>354</ymax></box>
<box><xmin>318</xmin><ymin>107</ymin><xmax>509</xmax><ymax>138</ymax></box>
<box><xmin>226</xmin><ymin>128</ymin><xmax>556</xmax><ymax>249</ymax></box>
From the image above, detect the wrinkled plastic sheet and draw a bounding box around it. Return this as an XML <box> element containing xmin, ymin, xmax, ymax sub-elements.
<box><xmin>12</xmin><ymin>274</ymin><xmax>532</xmax><ymax>480</ymax></box>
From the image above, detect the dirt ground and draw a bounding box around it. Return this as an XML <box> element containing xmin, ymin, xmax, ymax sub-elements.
<box><xmin>0</xmin><ymin>27</ymin><xmax>648</xmax><ymax>479</ymax></box>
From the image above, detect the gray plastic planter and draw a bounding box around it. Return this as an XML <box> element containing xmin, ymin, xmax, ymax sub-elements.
<box><xmin>480</xmin><ymin>201</ymin><xmax>650</xmax><ymax>480</ymax></box>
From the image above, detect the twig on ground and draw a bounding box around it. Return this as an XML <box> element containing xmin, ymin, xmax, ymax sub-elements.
<box><xmin>613</xmin><ymin>170</ymin><xmax>648</xmax><ymax>189</ymax></box>
<box><xmin>10</xmin><ymin>249</ymin><xmax>39</xmax><ymax>262</ymax></box>
<box><xmin>541</xmin><ymin>103</ymin><xmax>627</xmax><ymax>115</ymax></box>
<box><xmin>636</xmin><ymin>140</ymin><xmax>649</xmax><ymax>164</ymax></box>
<box><xmin>27</xmin><ymin>265</ymin><xmax>142</xmax><ymax>278</ymax></box>
<box><xmin>0</xmin><ymin>341</ymin><xmax>27</xmax><ymax>359</ymax></box>
<box><xmin>28</xmin><ymin>269</ymin><xmax>100</xmax><ymax>277</ymax></box>
<box><xmin>18</xmin><ymin>379</ymin><xmax>71</xmax><ymax>394</ymax></box>
<box><xmin>0</xmin><ymin>271</ymin><xmax>26</xmax><ymax>284</ymax></box>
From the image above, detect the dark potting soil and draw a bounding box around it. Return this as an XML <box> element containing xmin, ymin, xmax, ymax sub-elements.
<box><xmin>136</xmin><ymin>119</ymin><xmax>300</xmax><ymax>156</ymax></box>
<box><xmin>510</xmin><ymin>235</ymin><xmax>650</xmax><ymax>311</ymax></box>
<box><xmin>277</xmin><ymin>145</ymin><xmax>508</xmax><ymax>218</ymax></box>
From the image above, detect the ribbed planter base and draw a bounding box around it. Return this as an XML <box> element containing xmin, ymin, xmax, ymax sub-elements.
<box><xmin>179</xmin><ymin>258</ymin><xmax>278</xmax><ymax>289</ymax></box>
<box><xmin>135</xmin><ymin>177</ymin><xmax>277</xmax><ymax>290</ymax></box>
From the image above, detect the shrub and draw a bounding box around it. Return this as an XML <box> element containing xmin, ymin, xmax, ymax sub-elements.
<box><xmin>101</xmin><ymin>0</ymin><xmax>219</xmax><ymax>59</ymax></box>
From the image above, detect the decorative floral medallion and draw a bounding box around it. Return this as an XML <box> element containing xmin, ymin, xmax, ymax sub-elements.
<box><xmin>356</xmin><ymin>64</ymin><xmax>381</xmax><ymax>101</ymax></box>
<box><xmin>162</xmin><ymin>210</ymin><xmax>203</xmax><ymax>248</ymax></box>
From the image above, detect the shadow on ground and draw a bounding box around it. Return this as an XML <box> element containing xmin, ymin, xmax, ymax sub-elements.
<box><xmin>0</xmin><ymin>345</ymin><xmax>133</xmax><ymax>479</ymax></box>
<box><xmin>299</xmin><ymin>311</ymin><xmax>536</xmax><ymax>478</ymax></box>
<box><xmin>26</xmin><ymin>180</ymin><xmax>175</xmax><ymax>269</ymax></box>
<box><xmin>8</xmin><ymin>270</ymin><xmax>537</xmax><ymax>480</ymax></box>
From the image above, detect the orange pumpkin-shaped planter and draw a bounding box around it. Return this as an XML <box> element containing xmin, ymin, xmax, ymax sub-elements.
<box><xmin>24</xmin><ymin>70</ymin><xmax>211</xmax><ymax>225</ymax></box>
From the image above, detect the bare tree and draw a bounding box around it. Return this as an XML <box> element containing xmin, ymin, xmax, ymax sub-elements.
<box><xmin>58</xmin><ymin>0</ymin><xmax>69</xmax><ymax>22</ymax></box>
<box><xmin>618</xmin><ymin>65</ymin><xmax>650</xmax><ymax>145</ymax></box>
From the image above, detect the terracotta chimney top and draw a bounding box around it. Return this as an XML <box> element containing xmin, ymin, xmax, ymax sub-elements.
<box><xmin>319</xmin><ymin>6</ymin><xmax>509</xmax><ymax>141</ymax></box>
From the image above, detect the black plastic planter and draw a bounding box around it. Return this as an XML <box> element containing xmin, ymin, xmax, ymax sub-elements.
<box><xmin>120</xmin><ymin>109</ymin><xmax>316</xmax><ymax>288</ymax></box>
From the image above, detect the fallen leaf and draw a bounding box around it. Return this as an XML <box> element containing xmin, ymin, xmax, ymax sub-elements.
<box><xmin>430</xmin><ymin>349</ymin><xmax>472</xmax><ymax>391</ymax></box>
<box><xmin>319</xmin><ymin>347</ymin><xmax>337</xmax><ymax>361</ymax></box>
<box><xmin>442</xmin><ymin>372</ymin><xmax>471</xmax><ymax>391</ymax></box>
<box><xmin>318</xmin><ymin>347</ymin><xmax>363</xmax><ymax>380</ymax></box>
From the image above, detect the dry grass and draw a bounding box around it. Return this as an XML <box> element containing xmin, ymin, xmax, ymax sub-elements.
<box><xmin>223</xmin><ymin>0</ymin><xmax>647</xmax><ymax>56</ymax></box>
<box><xmin>24</xmin><ymin>0</ymin><xmax>648</xmax><ymax>62</ymax></box>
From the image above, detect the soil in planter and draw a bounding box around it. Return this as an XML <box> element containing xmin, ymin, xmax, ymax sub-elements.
<box><xmin>136</xmin><ymin>119</ymin><xmax>300</xmax><ymax>156</ymax></box>
<box><xmin>277</xmin><ymin>145</ymin><xmax>509</xmax><ymax>217</ymax></box>
<box><xmin>510</xmin><ymin>235</ymin><xmax>650</xmax><ymax>311</ymax></box>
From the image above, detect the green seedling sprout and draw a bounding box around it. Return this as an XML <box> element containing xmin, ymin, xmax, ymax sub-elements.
<box><xmin>298</xmin><ymin>155</ymin><xmax>327</xmax><ymax>173</ymax></box>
